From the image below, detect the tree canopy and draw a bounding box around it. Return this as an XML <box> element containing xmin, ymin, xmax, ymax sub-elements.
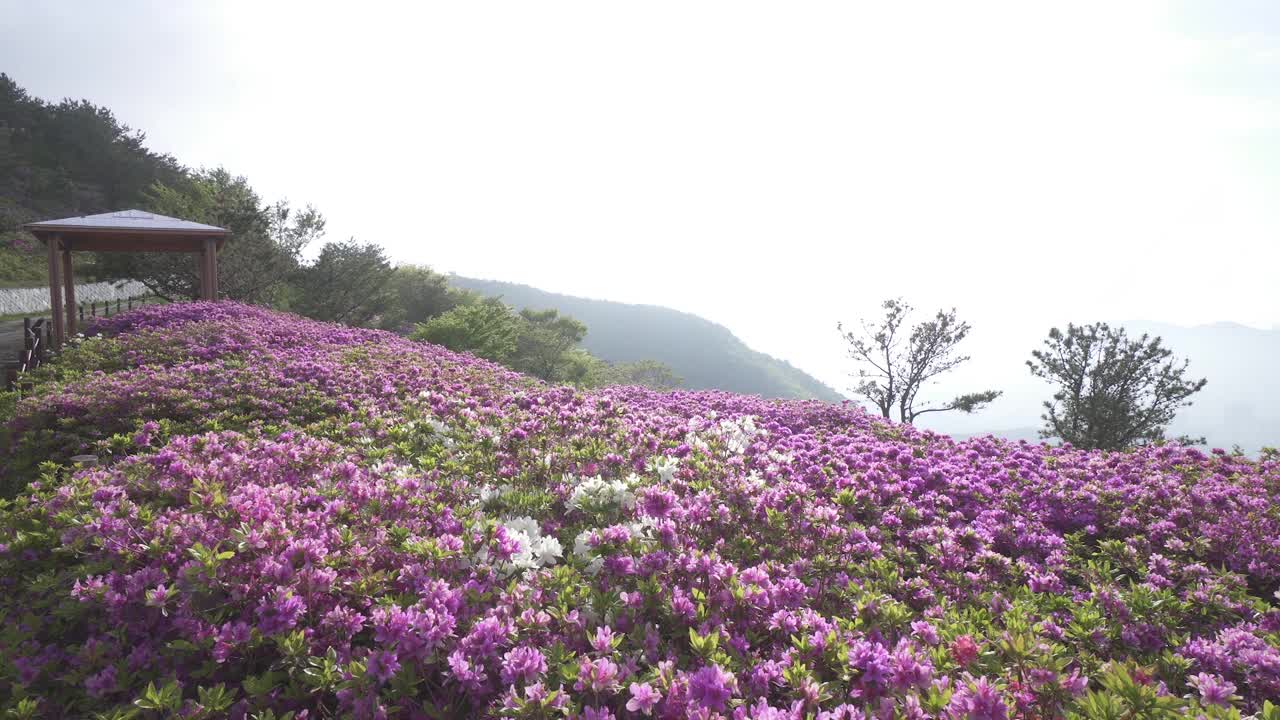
<box><xmin>291</xmin><ymin>239</ymin><xmax>394</xmax><ymax>326</ymax></box>
<box><xmin>1027</xmin><ymin>322</ymin><xmax>1208</xmax><ymax>450</ymax></box>
<box><xmin>411</xmin><ymin>298</ymin><xmax>680</xmax><ymax>389</ymax></box>
<box><xmin>378</xmin><ymin>265</ymin><xmax>468</xmax><ymax>332</ymax></box>
<box><xmin>94</xmin><ymin>169</ymin><xmax>325</xmax><ymax>304</ymax></box>
<box><xmin>411</xmin><ymin>297</ymin><xmax>523</xmax><ymax>365</ymax></box>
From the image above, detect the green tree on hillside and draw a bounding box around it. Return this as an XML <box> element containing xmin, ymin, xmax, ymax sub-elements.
<box><xmin>96</xmin><ymin>169</ymin><xmax>324</xmax><ymax>303</ymax></box>
<box><xmin>581</xmin><ymin>356</ymin><xmax>686</xmax><ymax>389</ymax></box>
<box><xmin>0</xmin><ymin>74</ymin><xmax>185</xmax><ymax>219</ymax></box>
<box><xmin>510</xmin><ymin>308</ymin><xmax>587</xmax><ymax>382</ymax></box>
<box><xmin>378</xmin><ymin>265</ymin><xmax>468</xmax><ymax>332</ymax></box>
<box><xmin>839</xmin><ymin>298</ymin><xmax>1000</xmax><ymax>423</ymax></box>
<box><xmin>1027</xmin><ymin>322</ymin><xmax>1207</xmax><ymax>450</ymax></box>
<box><xmin>412</xmin><ymin>297</ymin><xmax>523</xmax><ymax>363</ymax></box>
<box><xmin>606</xmin><ymin>358</ymin><xmax>683</xmax><ymax>390</ymax></box>
<box><xmin>292</xmin><ymin>240</ymin><xmax>394</xmax><ymax>326</ymax></box>
<box><xmin>413</xmin><ymin>299</ymin><xmax>679</xmax><ymax>388</ymax></box>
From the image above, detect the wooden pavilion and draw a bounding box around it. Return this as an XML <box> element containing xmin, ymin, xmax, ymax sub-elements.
<box><xmin>23</xmin><ymin>210</ymin><xmax>229</xmax><ymax>347</ymax></box>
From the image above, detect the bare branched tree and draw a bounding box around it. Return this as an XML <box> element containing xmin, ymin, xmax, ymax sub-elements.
<box><xmin>838</xmin><ymin>298</ymin><xmax>1001</xmax><ymax>423</ymax></box>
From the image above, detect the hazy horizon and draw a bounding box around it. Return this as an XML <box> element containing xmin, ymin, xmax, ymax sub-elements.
<box><xmin>3</xmin><ymin>1</ymin><xmax>1278</xmax><ymax>437</ymax></box>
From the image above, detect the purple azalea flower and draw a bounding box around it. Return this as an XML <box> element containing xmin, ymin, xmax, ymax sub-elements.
<box><xmin>626</xmin><ymin>682</ymin><xmax>662</xmax><ymax>715</ymax></box>
<box><xmin>687</xmin><ymin>664</ymin><xmax>737</xmax><ymax>711</ymax></box>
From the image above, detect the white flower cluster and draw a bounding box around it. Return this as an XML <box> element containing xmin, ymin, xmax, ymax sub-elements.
<box><xmin>648</xmin><ymin>455</ymin><xmax>680</xmax><ymax>483</ymax></box>
<box><xmin>475</xmin><ymin>483</ymin><xmax>515</xmax><ymax>506</ymax></box>
<box><xmin>572</xmin><ymin>529</ymin><xmax>606</xmax><ymax>576</ymax></box>
<box><xmin>566</xmin><ymin>474</ymin><xmax>637</xmax><ymax>513</ymax></box>
<box><xmin>499</xmin><ymin>516</ymin><xmax>563</xmax><ymax>574</ymax></box>
<box><xmin>765</xmin><ymin>449</ymin><xmax>793</xmax><ymax>473</ymax></box>
<box><xmin>685</xmin><ymin>415</ymin><xmax>767</xmax><ymax>455</ymax></box>
<box><xmin>767</xmin><ymin>449</ymin><xmax>793</xmax><ymax>465</ymax></box>
<box><xmin>403</xmin><ymin>415</ymin><xmax>455</xmax><ymax>447</ymax></box>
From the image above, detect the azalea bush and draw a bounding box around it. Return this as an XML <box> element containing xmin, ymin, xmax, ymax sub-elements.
<box><xmin>1</xmin><ymin>302</ymin><xmax>1279</xmax><ymax>719</ymax></box>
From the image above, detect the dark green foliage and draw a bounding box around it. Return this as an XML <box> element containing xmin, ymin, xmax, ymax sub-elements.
<box><xmin>291</xmin><ymin>240</ymin><xmax>394</xmax><ymax>326</ymax></box>
<box><xmin>411</xmin><ymin>297</ymin><xmax>522</xmax><ymax>364</ymax></box>
<box><xmin>377</xmin><ymin>265</ymin><xmax>468</xmax><ymax>332</ymax></box>
<box><xmin>0</xmin><ymin>73</ymin><xmax>188</xmax><ymax>282</ymax></box>
<box><xmin>601</xmin><ymin>358</ymin><xmax>683</xmax><ymax>390</ymax></box>
<box><xmin>1027</xmin><ymin>322</ymin><xmax>1208</xmax><ymax>450</ymax></box>
<box><xmin>448</xmin><ymin>277</ymin><xmax>842</xmax><ymax>401</ymax></box>
<box><xmin>0</xmin><ymin>74</ymin><xmax>185</xmax><ymax>224</ymax></box>
<box><xmin>96</xmin><ymin>169</ymin><xmax>325</xmax><ymax>303</ymax></box>
<box><xmin>411</xmin><ymin>298</ymin><xmax>681</xmax><ymax>388</ymax></box>
<box><xmin>510</xmin><ymin>308</ymin><xmax>587</xmax><ymax>382</ymax></box>
<box><xmin>839</xmin><ymin>298</ymin><xmax>1001</xmax><ymax>423</ymax></box>
<box><xmin>0</xmin><ymin>74</ymin><xmax>323</xmax><ymax>301</ymax></box>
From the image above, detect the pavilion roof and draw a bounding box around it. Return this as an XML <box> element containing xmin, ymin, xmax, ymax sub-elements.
<box><xmin>24</xmin><ymin>209</ymin><xmax>228</xmax><ymax>236</ymax></box>
<box><xmin>23</xmin><ymin>210</ymin><xmax>229</xmax><ymax>252</ymax></box>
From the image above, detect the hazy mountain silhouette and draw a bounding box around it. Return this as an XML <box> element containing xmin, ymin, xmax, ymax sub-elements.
<box><xmin>449</xmin><ymin>276</ymin><xmax>844</xmax><ymax>402</ymax></box>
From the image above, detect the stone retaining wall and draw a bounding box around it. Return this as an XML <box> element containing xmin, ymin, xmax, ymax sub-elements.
<box><xmin>0</xmin><ymin>281</ymin><xmax>150</xmax><ymax>315</ymax></box>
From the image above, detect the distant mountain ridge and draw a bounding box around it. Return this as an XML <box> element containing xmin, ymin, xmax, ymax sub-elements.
<box><xmin>449</xmin><ymin>276</ymin><xmax>844</xmax><ymax>402</ymax></box>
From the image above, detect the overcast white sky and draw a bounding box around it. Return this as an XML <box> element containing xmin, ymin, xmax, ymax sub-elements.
<box><xmin>3</xmin><ymin>1</ymin><xmax>1278</xmax><ymax>430</ymax></box>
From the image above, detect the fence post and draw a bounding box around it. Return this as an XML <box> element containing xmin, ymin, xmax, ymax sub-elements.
<box><xmin>22</xmin><ymin>317</ymin><xmax>32</xmax><ymax>351</ymax></box>
<box><xmin>79</xmin><ymin>304</ymin><xmax>84</xmax><ymax>322</ymax></box>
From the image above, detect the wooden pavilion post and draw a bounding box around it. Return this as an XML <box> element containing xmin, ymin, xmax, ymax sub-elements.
<box><xmin>196</xmin><ymin>243</ymin><xmax>207</xmax><ymax>300</ymax></box>
<box><xmin>61</xmin><ymin>242</ymin><xmax>77</xmax><ymax>336</ymax></box>
<box><xmin>203</xmin><ymin>237</ymin><xmax>218</xmax><ymax>300</ymax></box>
<box><xmin>46</xmin><ymin>234</ymin><xmax>65</xmax><ymax>349</ymax></box>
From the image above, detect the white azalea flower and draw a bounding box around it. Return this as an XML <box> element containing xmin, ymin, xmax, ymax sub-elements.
<box><xmin>649</xmin><ymin>456</ymin><xmax>679</xmax><ymax>483</ymax></box>
<box><xmin>497</xmin><ymin>517</ymin><xmax>562</xmax><ymax>574</ymax></box>
<box><xmin>573</xmin><ymin>530</ymin><xmax>597</xmax><ymax>559</ymax></box>
<box><xmin>567</xmin><ymin>475</ymin><xmax>635</xmax><ymax>512</ymax></box>
<box><xmin>535</xmin><ymin>536</ymin><xmax>563</xmax><ymax>566</ymax></box>
<box><xmin>504</xmin><ymin>515</ymin><xmax>541</xmax><ymax>538</ymax></box>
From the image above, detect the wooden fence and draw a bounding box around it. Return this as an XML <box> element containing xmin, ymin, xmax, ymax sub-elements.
<box><xmin>77</xmin><ymin>294</ymin><xmax>158</xmax><ymax>322</ymax></box>
<box><xmin>3</xmin><ymin>296</ymin><xmax>161</xmax><ymax>390</ymax></box>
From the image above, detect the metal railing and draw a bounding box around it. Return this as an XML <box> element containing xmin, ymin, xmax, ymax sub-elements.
<box><xmin>4</xmin><ymin>318</ymin><xmax>50</xmax><ymax>390</ymax></box>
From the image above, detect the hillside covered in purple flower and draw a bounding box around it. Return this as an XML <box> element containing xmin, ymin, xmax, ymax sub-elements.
<box><xmin>1</xmin><ymin>302</ymin><xmax>1279</xmax><ymax>719</ymax></box>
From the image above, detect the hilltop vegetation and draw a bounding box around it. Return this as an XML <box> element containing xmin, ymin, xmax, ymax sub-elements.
<box><xmin>449</xmin><ymin>277</ymin><xmax>842</xmax><ymax>402</ymax></box>
<box><xmin>0</xmin><ymin>74</ymin><xmax>187</xmax><ymax>284</ymax></box>
<box><xmin>1</xmin><ymin>303</ymin><xmax>1279</xmax><ymax>718</ymax></box>
<box><xmin>1</xmin><ymin>74</ymin><xmax>836</xmax><ymax>401</ymax></box>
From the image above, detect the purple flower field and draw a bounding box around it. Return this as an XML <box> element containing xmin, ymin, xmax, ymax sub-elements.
<box><xmin>1</xmin><ymin>302</ymin><xmax>1278</xmax><ymax>719</ymax></box>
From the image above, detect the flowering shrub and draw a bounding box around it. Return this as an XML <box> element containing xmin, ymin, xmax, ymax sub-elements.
<box><xmin>1</xmin><ymin>302</ymin><xmax>1279</xmax><ymax>719</ymax></box>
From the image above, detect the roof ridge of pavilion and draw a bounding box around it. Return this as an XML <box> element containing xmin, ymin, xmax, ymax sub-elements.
<box><xmin>24</xmin><ymin>209</ymin><xmax>228</xmax><ymax>234</ymax></box>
